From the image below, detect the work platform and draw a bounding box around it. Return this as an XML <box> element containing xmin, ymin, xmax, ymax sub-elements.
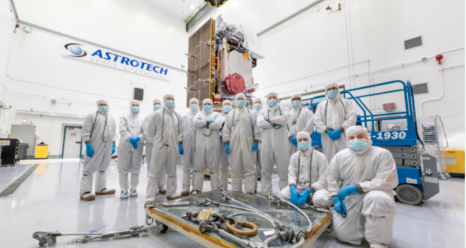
<box><xmin>146</xmin><ymin>191</ymin><xmax>331</xmax><ymax>248</ymax></box>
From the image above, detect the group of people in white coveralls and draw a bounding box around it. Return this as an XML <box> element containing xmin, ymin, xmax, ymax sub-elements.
<box><xmin>78</xmin><ymin>82</ymin><xmax>398</xmax><ymax>248</ymax></box>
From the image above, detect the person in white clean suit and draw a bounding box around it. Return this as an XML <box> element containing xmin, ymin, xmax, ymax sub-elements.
<box><xmin>117</xmin><ymin>100</ymin><xmax>144</xmax><ymax>199</ymax></box>
<box><xmin>328</xmin><ymin>126</ymin><xmax>398</xmax><ymax>248</ymax></box>
<box><xmin>314</xmin><ymin>83</ymin><xmax>357</xmax><ymax>161</ymax></box>
<box><xmin>257</xmin><ymin>92</ymin><xmax>290</xmax><ymax>196</ymax></box>
<box><xmin>287</xmin><ymin>93</ymin><xmax>314</xmax><ymax>156</ymax></box>
<box><xmin>278</xmin><ymin>131</ymin><xmax>331</xmax><ymax>208</ymax></box>
<box><xmin>143</xmin><ymin>99</ymin><xmax>166</xmax><ymax>195</ymax></box>
<box><xmin>146</xmin><ymin>94</ymin><xmax>183</xmax><ymax>202</ymax></box>
<box><xmin>79</xmin><ymin>99</ymin><xmax>118</xmax><ymax>201</ymax></box>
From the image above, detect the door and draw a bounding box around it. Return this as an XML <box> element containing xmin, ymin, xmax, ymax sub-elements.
<box><xmin>62</xmin><ymin>126</ymin><xmax>83</xmax><ymax>159</ymax></box>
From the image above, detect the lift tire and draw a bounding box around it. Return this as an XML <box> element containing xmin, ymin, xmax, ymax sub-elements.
<box><xmin>395</xmin><ymin>184</ymin><xmax>423</xmax><ymax>205</ymax></box>
<box><xmin>160</xmin><ymin>224</ymin><xmax>169</xmax><ymax>233</ymax></box>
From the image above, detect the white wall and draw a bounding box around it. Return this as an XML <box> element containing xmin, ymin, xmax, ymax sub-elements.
<box><xmin>0</xmin><ymin>0</ymin><xmax>13</xmax><ymax>83</ymax></box>
<box><xmin>1</xmin><ymin>0</ymin><xmax>190</xmax><ymax>156</ymax></box>
<box><xmin>0</xmin><ymin>0</ymin><xmax>15</xmax><ymax>137</ymax></box>
<box><xmin>191</xmin><ymin>0</ymin><xmax>465</xmax><ymax>137</ymax></box>
<box><xmin>15</xmin><ymin>0</ymin><xmax>188</xmax><ymax>68</ymax></box>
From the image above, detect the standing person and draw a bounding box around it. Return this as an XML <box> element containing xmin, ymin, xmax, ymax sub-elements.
<box><xmin>117</xmin><ymin>100</ymin><xmax>144</xmax><ymax>199</ymax></box>
<box><xmin>314</xmin><ymin>83</ymin><xmax>356</xmax><ymax>161</ymax></box>
<box><xmin>252</xmin><ymin>97</ymin><xmax>263</xmax><ymax>182</ymax></box>
<box><xmin>79</xmin><ymin>100</ymin><xmax>118</xmax><ymax>201</ymax></box>
<box><xmin>192</xmin><ymin>99</ymin><xmax>222</xmax><ymax>194</ymax></box>
<box><xmin>222</xmin><ymin>93</ymin><xmax>260</xmax><ymax>194</ymax></box>
<box><xmin>218</xmin><ymin>100</ymin><xmax>232</xmax><ymax>191</ymax></box>
<box><xmin>143</xmin><ymin>99</ymin><xmax>166</xmax><ymax>195</ymax></box>
<box><xmin>278</xmin><ymin>131</ymin><xmax>331</xmax><ymax>207</ymax></box>
<box><xmin>257</xmin><ymin>92</ymin><xmax>290</xmax><ymax>196</ymax></box>
<box><xmin>328</xmin><ymin>126</ymin><xmax>398</xmax><ymax>248</ymax></box>
<box><xmin>146</xmin><ymin>94</ymin><xmax>183</xmax><ymax>202</ymax></box>
<box><xmin>287</xmin><ymin>93</ymin><xmax>314</xmax><ymax>156</ymax></box>
<box><xmin>181</xmin><ymin>98</ymin><xmax>199</xmax><ymax>196</ymax></box>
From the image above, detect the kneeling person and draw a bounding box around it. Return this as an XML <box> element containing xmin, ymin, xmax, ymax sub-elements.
<box><xmin>328</xmin><ymin>126</ymin><xmax>398</xmax><ymax>248</ymax></box>
<box><xmin>278</xmin><ymin>131</ymin><xmax>332</xmax><ymax>208</ymax></box>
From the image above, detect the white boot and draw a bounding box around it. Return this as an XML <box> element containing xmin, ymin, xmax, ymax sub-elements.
<box><xmin>80</xmin><ymin>192</ymin><xmax>95</xmax><ymax>201</ymax></box>
<box><xmin>120</xmin><ymin>190</ymin><xmax>129</xmax><ymax>199</ymax></box>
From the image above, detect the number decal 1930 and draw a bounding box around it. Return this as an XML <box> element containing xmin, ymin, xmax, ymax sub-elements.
<box><xmin>376</xmin><ymin>131</ymin><xmax>406</xmax><ymax>140</ymax></box>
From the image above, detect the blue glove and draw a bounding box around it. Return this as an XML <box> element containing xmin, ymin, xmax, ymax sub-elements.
<box><xmin>338</xmin><ymin>185</ymin><xmax>358</xmax><ymax>201</ymax></box>
<box><xmin>298</xmin><ymin>188</ymin><xmax>312</xmax><ymax>205</ymax></box>
<box><xmin>129</xmin><ymin>137</ymin><xmax>140</xmax><ymax>149</ymax></box>
<box><xmin>290</xmin><ymin>186</ymin><xmax>299</xmax><ymax>205</ymax></box>
<box><xmin>178</xmin><ymin>144</ymin><xmax>183</xmax><ymax>155</ymax></box>
<box><xmin>290</xmin><ymin>136</ymin><xmax>297</xmax><ymax>147</ymax></box>
<box><xmin>225</xmin><ymin>143</ymin><xmax>230</xmax><ymax>155</ymax></box>
<box><xmin>86</xmin><ymin>143</ymin><xmax>94</xmax><ymax>157</ymax></box>
<box><xmin>208</xmin><ymin>120</ymin><xmax>214</xmax><ymax>124</ymax></box>
<box><xmin>333</xmin><ymin>197</ymin><xmax>347</xmax><ymax>215</ymax></box>
<box><xmin>112</xmin><ymin>143</ymin><xmax>116</xmax><ymax>155</ymax></box>
<box><xmin>251</xmin><ymin>142</ymin><xmax>259</xmax><ymax>151</ymax></box>
<box><xmin>327</xmin><ymin>130</ymin><xmax>334</xmax><ymax>137</ymax></box>
<box><xmin>330</xmin><ymin>129</ymin><xmax>342</xmax><ymax>140</ymax></box>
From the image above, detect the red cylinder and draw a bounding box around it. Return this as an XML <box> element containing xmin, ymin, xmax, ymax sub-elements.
<box><xmin>224</xmin><ymin>73</ymin><xmax>245</xmax><ymax>95</ymax></box>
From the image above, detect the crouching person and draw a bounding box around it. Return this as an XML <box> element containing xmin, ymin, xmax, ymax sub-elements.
<box><xmin>328</xmin><ymin>126</ymin><xmax>398</xmax><ymax>248</ymax></box>
<box><xmin>278</xmin><ymin>131</ymin><xmax>332</xmax><ymax>208</ymax></box>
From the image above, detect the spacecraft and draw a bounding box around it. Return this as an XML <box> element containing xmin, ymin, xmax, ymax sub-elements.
<box><xmin>186</xmin><ymin>16</ymin><xmax>264</xmax><ymax>109</ymax></box>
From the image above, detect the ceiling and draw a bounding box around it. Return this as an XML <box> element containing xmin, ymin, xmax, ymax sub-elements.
<box><xmin>146</xmin><ymin>0</ymin><xmax>206</xmax><ymax>20</ymax></box>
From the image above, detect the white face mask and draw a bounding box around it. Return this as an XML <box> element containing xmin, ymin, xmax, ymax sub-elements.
<box><xmin>348</xmin><ymin>139</ymin><xmax>368</xmax><ymax>151</ymax></box>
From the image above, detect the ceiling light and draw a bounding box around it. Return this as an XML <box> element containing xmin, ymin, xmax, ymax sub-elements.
<box><xmin>205</xmin><ymin>0</ymin><xmax>228</xmax><ymax>7</ymax></box>
<box><xmin>189</xmin><ymin>4</ymin><xmax>195</xmax><ymax>9</ymax></box>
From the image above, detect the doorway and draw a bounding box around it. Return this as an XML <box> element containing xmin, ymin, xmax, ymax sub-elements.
<box><xmin>62</xmin><ymin>126</ymin><xmax>83</xmax><ymax>159</ymax></box>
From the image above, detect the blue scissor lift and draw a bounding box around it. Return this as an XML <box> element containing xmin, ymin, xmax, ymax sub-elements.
<box><xmin>302</xmin><ymin>80</ymin><xmax>440</xmax><ymax>205</ymax></box>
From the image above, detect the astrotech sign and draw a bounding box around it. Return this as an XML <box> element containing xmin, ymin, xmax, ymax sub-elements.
<box><xmin>62</xmin><ymin>40</ymin><xmax>170</xmax><ymax>81</ymax></box>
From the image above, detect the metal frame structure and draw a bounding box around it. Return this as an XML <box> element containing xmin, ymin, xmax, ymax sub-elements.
<box><xmin>145</xmin><ymin>192</ymin><xmax>332</xmax><ymax>248</ymax></box>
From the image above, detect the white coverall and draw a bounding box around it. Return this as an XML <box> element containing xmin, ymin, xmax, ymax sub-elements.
<box><xmin>253</xmin><ymin>106</ymin><xmax>262</xmax><ymax>179</ymax></box>
<box><xmin>182</xmin><ymin>103</ymin><xmax>199</xmax><ymax>192</ymax></box>
<box><xmin>193</xmin><ymin>104</ymin><xmax>222</xmax><ymax>192</ymax></box>
<box><xmin>278</xmin><ymin>148</ymin><xmax>332</xmax><ymax>207</ymax></box>
<box><xmin>146</xmin><ymin>105</ymin><xmax>183</xmax><ymax>200</ymax></box>
<box><xmin>314</xmin><ymin>85</ymin><xmax>356</xmax><ymax>161</ymax></box>
<box><xmin>143</xmin><ymin>111</ymin><xmax>166</xmax><ymax>192</ymax></box>
<box><xmin>218</xmin><ymin>111</ymin><xmax>229</xmax><ymax>190</ymax></box>
<box><xmin>287</xmin><ymin>105</ymin><xmax>314</xmax><ymax>156</ymax></box>
<box><xmin>79</xmin><ymin>109</ymin><xmax>118</xmax><ymax>195</ymax></box>
<box><xmin>257</xmin><ymin>106</ymin><xmax>290</xmax><ymax>195</ymax></box>
<box><xmin>328</xmin><ymin>131</ymin><xmax>398</xmax><ymax>246</ymax></box>
<box><xmin>117</xmin><ymin>110</ymin><xmax>144</xmax><ymax>192</ymax></box>
<box><xmin>222</xmin><ymin>108</ymin><xmax>260</xmax><ymax>194</ymax></box>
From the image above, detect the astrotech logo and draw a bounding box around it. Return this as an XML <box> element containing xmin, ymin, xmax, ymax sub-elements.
<box><xmin>64</xmin><ymin>43</ymin><xmax>87</xmax><ymax>57</ymax></box>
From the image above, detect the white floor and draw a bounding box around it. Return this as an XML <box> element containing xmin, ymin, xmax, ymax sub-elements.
<box><xmin>0</xmin><ymin>160</ymin><xmax>464</xmax><ymax>248</ymax></box>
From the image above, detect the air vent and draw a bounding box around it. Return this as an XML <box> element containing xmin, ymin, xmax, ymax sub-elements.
<box><xmin>133</xmin><ymin>87</ymin><xmax>144</xmax><ymax>101</ymax></box>
<box><xmin>405</xmin><ymin>36</ymin><xmax>422</xmax><ymax>50</ymax></box>
<box><xmin>413</xmin><ymin>83</ymin><xmax>428</xmax><ymax>94</ymax></box>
